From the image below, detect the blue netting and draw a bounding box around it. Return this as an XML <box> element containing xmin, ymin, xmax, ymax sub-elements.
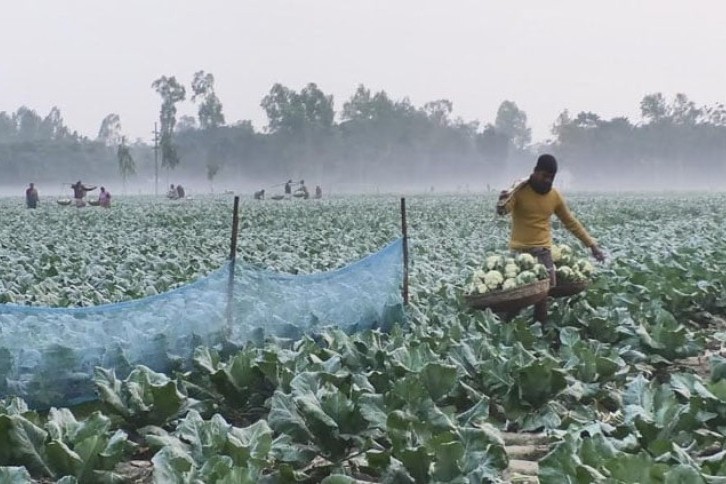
<box><xmin>0</xmin><ymin>239</ymin><xmax>404</xmax><ymax>408</ymax></box>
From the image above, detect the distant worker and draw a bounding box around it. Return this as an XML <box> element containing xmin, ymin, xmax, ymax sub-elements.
<box><xmin>176</xmin><ymin>184</ymin><xmax>185</xmax><ymax>199</ymax></box>
<box><xmin>71</xmin><ymin>180</ymin><xmax>96</xmax><ymax>207</ymax></box>
<box><xmin>254</xmin><ymin>189</ymin><xmax>265</xmax><ymax>200</ymax></box>
<box><xmin>300</xmin><ymin>184</ymin><xmax>309</xmax><ymax>199</ymax></box>
<box><xmin>98</xmin><ymin>186</ymin><xmax>111</xmax><ymax>208</ymax></box>
<box><xmin>167</xmin><ymin>184</ymin><xmax>178</xmax><ymax>199</ymax></box>
<box><xmin>284</xmin><ymin>180</ymin><xmax>292</xmax><ymax>199</ymax></box>
<box><xmin>25</xmin><ymin>183</ymin><xmax>39</xmax><ymax>209</ymax></box>
<box><xmin>314</xmin><ymin>185</ymin><xmax>322</xmax><ymax>199</ymax></box>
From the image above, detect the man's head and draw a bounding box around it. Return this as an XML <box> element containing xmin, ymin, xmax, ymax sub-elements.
<box><xmin>530</xmin><ymin>154</ymin><xmax>558</xmax><ymax>194</ymax></box>
<box><xmin>29</xmin><ymin>183</ymin><xmax>34</xmax><ymax>189</ymax></box>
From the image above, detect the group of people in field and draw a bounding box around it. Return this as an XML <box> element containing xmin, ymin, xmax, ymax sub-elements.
<box><xmin>25</xmin><ymin>181</ymin><xmax>112</xmax><ymax>208</ymax></box>
<box><xmin>254</xmin><ymin>179</ymin><xmax>323</xmax><ymax>200</ymax></box>
<box><xmin>167</xmin><ymin>184</ymin><xmax>186</xmax><ymax>200</ymax></box>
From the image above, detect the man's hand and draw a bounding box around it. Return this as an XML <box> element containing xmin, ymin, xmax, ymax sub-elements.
<box><xmin>591</xmin><ymin>244</ymin><xmax>606</xmax><ymax>262</ymax></box>
<box><xmin>496</xmin><ymin>190</ymin><xmax>511</xmax><ymax>215</ymax></box>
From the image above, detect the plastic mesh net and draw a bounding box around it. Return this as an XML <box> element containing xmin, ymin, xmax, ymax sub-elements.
<box><xmin>0</xmin><ymin>239</ymin><xmax>404</xmax><ymax>408</ymax></box>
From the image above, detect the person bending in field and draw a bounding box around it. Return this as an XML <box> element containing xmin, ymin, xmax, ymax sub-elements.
<box><xmin>496</xmin><ymin>154</ymin><xmax>605</xmax><ymax>324</ymax></box>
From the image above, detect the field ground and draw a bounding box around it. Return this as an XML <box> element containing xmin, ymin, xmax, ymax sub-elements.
<box><xmin>1</xmin><ymin>192</ymin><xmax>725</xmax><ymax>482</ymax></box>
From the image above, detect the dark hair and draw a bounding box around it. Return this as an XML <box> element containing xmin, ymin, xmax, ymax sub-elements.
<box><xmin>535</xmin><ymin>154</ymin><xmax>558</xmax><ymax>174</ymax></box>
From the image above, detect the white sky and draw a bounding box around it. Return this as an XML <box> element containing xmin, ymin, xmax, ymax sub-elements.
<box><xmin>2</xmin><ymin>0</ymin><xmax>725</xmax><ymax>143</ymax></box>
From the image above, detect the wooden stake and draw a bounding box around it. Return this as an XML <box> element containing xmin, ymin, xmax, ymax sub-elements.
<box><xmin>229</xmin><ymin>196</ymin><xmax>240</xmax><ymax>260</ymax></box>
<box><xmin>401</xmin><ymin>197</ymin><xmax>409</xmax><ymax>306</ymax></box>
<box><xmin>226</xmin><ymin>196</ymin><xmax>240</xmax><ymax>332</ymax></box>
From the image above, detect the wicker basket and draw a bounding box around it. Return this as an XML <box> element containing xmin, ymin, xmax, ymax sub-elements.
<box><xmin>549</xmin><ymin>280</ymin><xmax>590</xmax><ymax>298</ymax></box>
<box><xmin>464</xmin><ymin>278</ymin><xmax>550</xmax><ymax>313</ymax></box>
<box><xmin>56</xmin><ymin>199</ymin><xmax>72</xmax><ymax>206</ymax></box>
<box><xmin>88</xmin><ymin>200</ymin><xmax>100</xmax><ymax>207</ymax></box>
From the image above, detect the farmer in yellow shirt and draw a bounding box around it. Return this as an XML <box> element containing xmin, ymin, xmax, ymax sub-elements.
<box><xmin>497</xmin><ymin>154</ymin><xmax>605</xmax><ymax>324</ymax></box>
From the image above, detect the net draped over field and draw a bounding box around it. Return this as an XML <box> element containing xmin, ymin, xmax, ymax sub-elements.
<box><xmin>0</xmin><ymin>239</ymin><xmax>404</xmax><ymax>408</ymax></box>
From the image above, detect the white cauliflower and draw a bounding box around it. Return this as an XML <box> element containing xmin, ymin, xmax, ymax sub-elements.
<box><xmin>486</xmin><ymin>255</ymin><xmax>504</xmax><ymax>271</ymax></box>
<box><xmin>551</xmin><ymin>245</ymin><xmax>563</xmax><ymax>263</ymax></box>
<box><xmin>534</xmin><ymin>263</ymin><xmax>550</xmax><ymax>280</ymax></box>
<box><xmin>578</xmin><ymin>260</ymin><xmax>595</xmax><ymax>276</ymax></box>
<box><xmin>515</xmin><ymin>252</ymin><xmax>536</xmax><ymax>270</ymax></box>
<box><xmin>476</xmin><ymin>283</ymin><xmax>489</xmax><ymax>294</ymax></box>
<box><xmin>502</xmin><ymin>278</ymin><xmax>518</xmax><ymax>290</ymax></box>
<box><xmin>559</xmin><ymin>244</ymin><xmax>573</xmax><ymax>256</ymax></box>
<box><xmin>516</xmin><ymin>270</ymin><xmax>536</xmax><ymax>285</ymax></box>
<box><xmin>504</xmin><ymin>263</ymin><xmax>519</xmax><ymax>279</ymax></box>
<box><xmin>484</xmin><ymin>270</ymin><xmax>504</xmax><ymax>289</ymax></box>
<box><xmin>472</xmin><ymin>269</ymin><xmax>487</xmax><ymax>281</ymax></box>
<box><xmin>556</xmin><ymin>266</ymin><xmax>575</xmax><ymax>282</ymax></box>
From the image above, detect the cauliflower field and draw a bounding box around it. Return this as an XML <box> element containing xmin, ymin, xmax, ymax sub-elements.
<box><xmin>1</xmin><ymin>193</ymin><xmax>726</xmax><ymax>482</ymax></box>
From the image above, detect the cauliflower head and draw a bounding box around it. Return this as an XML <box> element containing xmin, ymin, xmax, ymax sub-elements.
<box><xmin>504</xmin><ymin>263</ymin><xmax>519</xmax><ymax>279</ymax></box>
<box><xmin>484</xmin><ymin>270</ymin><xmax>504</xmax><ymax>289</ymax></box>
<box><xmin>515</xmin><ymin>253</ymin><xmax>536</xmax><ymax>270</ymax></box>
<box><xmin>502</xmin><ymin>278</ymin><xmax>518</xmax><ymax>291</ymax></box>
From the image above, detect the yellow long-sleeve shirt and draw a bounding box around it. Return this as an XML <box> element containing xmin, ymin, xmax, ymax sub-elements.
<box><xmin>500</xmin><ymin>184</ymin><xmax>595</xmax><ymax>250</ymax></box>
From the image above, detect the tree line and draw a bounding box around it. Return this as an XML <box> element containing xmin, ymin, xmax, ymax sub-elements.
<box><xmin>0</xmin><ymin>73</ymin><xmax>724</xmax><ymax>192</ymax></box>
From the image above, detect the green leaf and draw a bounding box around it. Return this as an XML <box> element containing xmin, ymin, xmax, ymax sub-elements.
<box><xmin>429</xmin><ymin>433</ymin><xmax>464</xmax><ymax>481</ymax></box>
<box><xmin>0</xmin><ymin>466</ymin><xmax>33</xmax><ymax>483</ymax></box>
<box><xmin>151</xmin><ymin>445</ymin><xmax>195</xmax><ymax>482</ymax></box>
<box><xmin>511</xmin><ymin>360</ymin><xmax>567</xmax><ymax>408</ymax></box>
<box><xmin>321</xmin><ymin>475</ymin><xmax>356</xmax><ymax>484</ymax></box>
<box><xmin>663</xmin><ymin>464</ymin><xmax>705</xmax><ymax>484</ymax></box>
<box><xmin>419</xmin><ymin>363</ymin><xmax>457</xmax><ymax>402</ymax></box>
<box><xmin>268</xmin><ymin>392</ymin><xmax>312</xmax><ymax>443</ymax></box>
<box><xmin>398</xmin><ymin>446</ymin><xmax>430</xmax><ymax>483</ymax></box>
<box><xmin>226</xmin><ymin>419</ymin><xmax>273</xmax><ymax>467</ymax></box>
<box><xmin>0</xmin><ymin>414</ymin><xmax>53</xmax><ymax>477</ymax></box>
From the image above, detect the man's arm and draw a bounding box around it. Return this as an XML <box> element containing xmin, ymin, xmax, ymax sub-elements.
<box><xmin>554</xmin><ymin>194</ymin><xmax>606</xmax><ymax>261</ymax></box>
<box><xmin>496</xmin><ymin>190</ymin><xmax>515</xmax><ymax>216</ymax></box>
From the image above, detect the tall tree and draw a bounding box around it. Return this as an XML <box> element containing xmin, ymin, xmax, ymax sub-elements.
<box><xmin>423</xmin><ymin>99</ymin><xmax>453</xmax><ymax>126</ymax></box>
<box><xmin>151</xmin><ymin>75</ymin><xmax>186</xmax><ymax>170</ymax></box>
<box><xmin>41</xmin><ymin>107</ymin><xmax>69</xmax><ymax>140</ymax></box>
<box><xmin>260</xmin><ymin>83</ymin><xmax>305</xmax><ymax>133</ymax></box>
<box><xmin>640</xmin><ymin>93</ymin><xmax>668</xmax><ymax>124</ymax></box>
<box><xmin>13</xmin><ymin>107</ymin><xmax>43</xmax><ymax>142</ymax></box>
<box><xmin>191</xmin><ymin>71</ymin><xmax>225</xmax><ymax>129</ymax></box>
<box><xmin>98</xmin><ymin>114</ymin><xmax>122</xmax><ymax>146</ymax></box>
<box><xmin>494</xmin><ymin>100</ymin><xmax>531</xmax><ymax>150</ymax></box>
<box><xmin>299</xmin><ymin>83</ymin><xmax>334</xmax><ymax>130</ymax></box>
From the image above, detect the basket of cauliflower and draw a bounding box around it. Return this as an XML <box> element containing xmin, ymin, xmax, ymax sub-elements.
<box><xmin>549</xmin><ymin>244</ymin><xmax>595</xmax><ymax>298</ymax></box>
<box><xmin>463</xmin><ymin>252</ymin><xmax>551</xmax><ymax>312</ymax></box>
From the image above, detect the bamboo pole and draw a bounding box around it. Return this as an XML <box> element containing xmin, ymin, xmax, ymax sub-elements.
<box><xmin>226</xmin><ymin>196</ymin><xmax>240</xmax><ymax>332</ymax></box>
<box><xmin>401</xmin><ymin>197</ymin><xmax>409</xmax><ymax>306</ymax></box>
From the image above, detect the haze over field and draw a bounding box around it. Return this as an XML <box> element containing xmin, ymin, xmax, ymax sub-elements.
<box><xmin>2</xmin><ymin>0</ymin><xmax>726</xmax><ymax>194</ymax></box>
